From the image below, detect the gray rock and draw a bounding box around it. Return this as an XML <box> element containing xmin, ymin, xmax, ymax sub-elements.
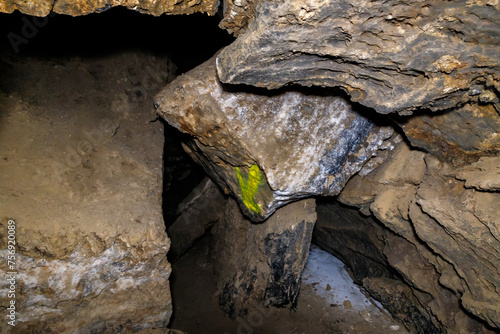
<box><xmin>217</xmin><ymin>0</ymin><xmax>500</xmax><ymax>115</ymax></box>
<box><xmin>167</xmin><ymin>177</ymin><xmax>227</xmax><ymax>261</ymax></box>
<box><xmin>155</xmin><ymin>56</ymin><xmax>393</xmax><ymax>221</ymax></box>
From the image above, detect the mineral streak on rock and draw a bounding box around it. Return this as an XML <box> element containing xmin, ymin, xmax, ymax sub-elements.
<box><xmin>155</xmin><ymin>56</ymin><xmax>393</xmax><ymax>221</ymax></box>
<box><xmin>0</xmin><ymin>0</ymin><xmax>219</xmax><ymax>16</ymax></box>
<box><xmin>216</xmin><ymin>0</ymin><xmax>500</xmax><ymax>115</ymax></box>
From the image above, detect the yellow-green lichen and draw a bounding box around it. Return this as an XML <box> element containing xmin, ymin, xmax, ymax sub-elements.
<box><xmin>235</xmin><ymin>164</ymin><xmax>263</xmax><ymax>214</ymax></box>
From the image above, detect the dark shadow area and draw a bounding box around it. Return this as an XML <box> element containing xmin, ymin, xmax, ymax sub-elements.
<box><xmin>162</xmin><ymin>120</ymin><xmax>206</xmax><ymax>228</ymax></box>
<box><xmin>0</xmin><ymin>7</ymin><xmax>234</xmax><ymax>228</ymax></box>
<box><xmin>0</xmin><ymin>7</ymin><xmax>235</xmax><ymax>73</ymax></box>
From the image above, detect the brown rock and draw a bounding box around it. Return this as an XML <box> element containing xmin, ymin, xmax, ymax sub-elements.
<box><xmin>217</xmin><ymin>0</ymin><xmax>500</xmax><ymax>115</ymax></box>
<box><xmin>455</xmin><ymin>156</ymin><xmax>500</xmax><ymax>190</ymax></box>
<box><xmin>334</xmin><ymin>140</ymin><xmax>499</xmax><ymax>331</ymax></box>
<box><xmin>411</xmin><ymin>155</ymin><xmax>500</xmax><ymax>328</ymax></box>
<box><xmin>0</xmin><ymin>53</ymin><xmax>173</xmax><ymax>333</ymax></box>
<box><xmin>219</xmin><ymin>0</ymin><xmax>256</xmax><ymax>36</ymax></box>
<box><xmin>314</xmin><ymin>200</ymin><xmax>441</xmax><ymax>333</ymax></box>
<box><xmin>0</xmin><ymin>0</ymin><xmax>219</xmax><ymax>16</ymax></box>
<box><xmin>396</xmin><ymin>103</ymin><xmax>500</xmax><ymax>165</ymax></box>
<box><xmin>211</xmin><ymin>198</ymin><xmax>316</xmax><ymax>317</ymax></box>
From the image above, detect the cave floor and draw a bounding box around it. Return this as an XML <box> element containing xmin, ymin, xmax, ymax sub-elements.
<box><xmin>169</xmin><ymin>235</ymin><xmax>411</xmax><ymax>334</ymax></box>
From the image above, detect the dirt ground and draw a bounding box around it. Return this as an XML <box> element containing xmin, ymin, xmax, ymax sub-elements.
<box><xmin>169</xmin><ymin>235</ymin><xmax>411</xmax><ymax>334</ymax></box>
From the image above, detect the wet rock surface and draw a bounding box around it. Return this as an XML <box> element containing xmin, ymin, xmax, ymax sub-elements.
<box><xmin>0</xmin><ymin>53</ymin><xmax>175</xmax><ymax>333</ymax></box>
<box><xmin>155</xmin><ymin>56</ymin><xmax>393</xmax><ymax>221</ymax></box>
<box><xmin>210</xmin><ymin>198</ymin><xmax>316</xmax><ymax>317</ymax></box>
<box><xmin>217</xmin><ymin>0</ymin><xmax>500</xmax><ymax>116</ymax></box>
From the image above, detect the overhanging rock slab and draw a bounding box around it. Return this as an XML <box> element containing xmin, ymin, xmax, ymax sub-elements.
<box><xmin>155</xmin><ymin>56</ymin><xmax>393</xmax><ymax>221</ymax></box>
<box><xmin>216</xmin><ymin>0</ymin><xmax>500</xmax><ymax>115</ymax></box>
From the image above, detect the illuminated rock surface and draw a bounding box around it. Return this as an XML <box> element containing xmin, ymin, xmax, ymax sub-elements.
<box><xmin>155</xmin><ymin>56</ymin><xmax>393</xmax><ymax>221</ymax></box>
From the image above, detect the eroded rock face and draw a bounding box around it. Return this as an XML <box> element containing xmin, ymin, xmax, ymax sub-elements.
<box><xmin>314</xmin><ymin>201</ymin><xmax>441</xmax><ymax>333</ymax></box>
<box><xmin>395</xmin><ymin>103</ymin><xmax>500</xmax><ymax>165</ymax></box>
<box><xmin>211</xmin><ymin>197</ymin><xmax>316</xmax><ymax>317</ymax></box>
<box><xmin>335</xmin><ymin>140</ymin><xmax>500</xmax><ymax>331</ymax></box>
<box><xmin>219</xmin><ymin>0</ymin><xmax>256</xmax><ymax>36</ymax></box>
<box><xmin>0</xmin><ymin>0</ymin><xmax>219</xmax><ymax>16</ymax></box>
<box><xmin>155</xmin><ymin>56</ymin><xmax>393</xmax><ymax>221</ymax></box>
<box><xmin>0</xmin><ymin>53</ymin><xmax>174</xmax><ymax>333</ymax></box>
<box><xmin>217</xmin><ymin>0</ymin><xmax>500</xmax><ymax>115</ymax></box>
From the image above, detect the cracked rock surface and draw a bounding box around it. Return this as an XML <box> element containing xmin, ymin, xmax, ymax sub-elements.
<box><xmin>217</xmin><ymin>0</ymin><xmax>500</xmax><ymax>116</ymax></box>
<box><xmin>334</xmin><ymin>141</ymin><xmax>500</xmax><ymax>331</ymax></box>
<box><xmin>0</xmin><ymin>0</ymin><xmax>219</xmax><ymax>16</ymax></box>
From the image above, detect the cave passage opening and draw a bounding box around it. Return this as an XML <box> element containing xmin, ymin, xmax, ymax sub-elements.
<box><xmin>0</xmin><ymin>7</ymin><xmax>411</xmax><ymax>334</ymax></box>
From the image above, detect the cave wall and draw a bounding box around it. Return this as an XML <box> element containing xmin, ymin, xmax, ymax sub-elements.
<box><xmin>316</xmin><ymin>140</ymin><xmax>499</xmax><ymax>333</ymax></box>
<box><xmin>0</xmin><ymin>53</ymin><xmax>175</xmax><ymax>333</ymax></box>
<box><xmin>1</xmin><ymin>0</ymin><xmax>498</xmax><ymax>332</ymax></box>
<box><xmin>155</xmin><ymin>0</ymin><xmax>499</xmax><ymax>331</ymax></box>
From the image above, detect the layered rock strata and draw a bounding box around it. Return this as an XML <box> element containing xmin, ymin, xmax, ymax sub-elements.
<box><xmin>330</xmin><ymin>141</ymin><xmax>500</xmax><ymax>331</ymax></box>
<box><xmin>0</xmin><ymin>53</ymin><xmax>174</xmax><ymax>333</ymax></box>
<box><xmin>0</xmin><ymin>0</ymin><xmax>219</xmax><ymax>16</ymax></box>
<box><xmin>216</xmin><ymin>0</ymin><xmax>500</xmax><ymax>116</ymax></box>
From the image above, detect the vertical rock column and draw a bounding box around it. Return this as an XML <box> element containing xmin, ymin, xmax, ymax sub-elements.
<box><xmin>211</xmin><ymin>198</ymin><xmax>316</xmax><ymax>317</ymax></box>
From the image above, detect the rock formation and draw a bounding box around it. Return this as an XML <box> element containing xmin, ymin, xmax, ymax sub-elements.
<box><xmin>0</xmin><ymin>53</ymin><xmax>175</xmax><ymax>333</ymax></box>
<box><xmin>216</xmin><ymin>0</ymin><xmax>500</xmax><ymax>116</ymax></box>
<box><xmin>0</xmin><ymin>0</ymin><xmax>219</xmax><ymax>16</ymax></box>
<box><xmin>1</xmin><ymin>0</ymin><xmax>498</xmax><ymax>332</ymax></box>
<box><xmin>155</xmin><ymin>56</ymin><xmax>394</xmax><ymax>221</ymax></box>
<box><xmin>333</xmin><ymin>140</ymin><xmax>500</xmax><ymax>331</ymax></box>
<box><xmin>211</xmin><ymin>198</ymin><xmax>316</xmax><ymax>317</ymax></box>
<box><xmin>167</xmin><ymin>177</ymin><xmax>227</xmax><ymax>261</ymax></box>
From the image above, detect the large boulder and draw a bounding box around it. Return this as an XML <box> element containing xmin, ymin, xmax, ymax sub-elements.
<box><xmin>155</xmin><ymin>55</ymin><xmax>393</xmax><ymax>221</ymax></box>
<box><xmin>211</xmin><ymin>197</ymin><xmax>316</xmax><ymax>317</ymax></box>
